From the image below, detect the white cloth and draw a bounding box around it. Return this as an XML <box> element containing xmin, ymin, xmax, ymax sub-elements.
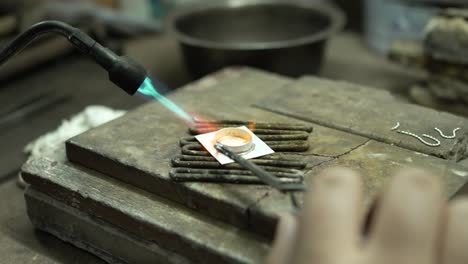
<box><xmin>24</xmin><ymin>105</ymin><xmax>126</xmax><ymax>158</ymax></box>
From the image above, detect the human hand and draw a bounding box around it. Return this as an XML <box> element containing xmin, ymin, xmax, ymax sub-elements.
<box><xmin>266</xmin><ymin>168</ymin><xmax>468</xmax><ymax>264</ymax></box>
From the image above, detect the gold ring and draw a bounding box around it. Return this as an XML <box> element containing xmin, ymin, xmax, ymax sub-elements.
<box><xmin>215</xmin><ymin>128</ymin><xmax>254</xmax><ymax>154</ymax></box>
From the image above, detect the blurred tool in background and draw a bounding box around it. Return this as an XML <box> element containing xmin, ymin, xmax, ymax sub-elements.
<box><xmin>0</xmin><ymin>0</ymin><xmax>160</xmax><ymax>181</ymax></box>
<box><xmin>365</xmin><ymin>0</ymin><xmax>438</xmax><ymax>54</ymax></box>
<box><xmin>22</xmin><ymin>1</ymin><xmax>161</xmax><ymax>40</ymax></box>
<box><xmin>151</xmin><ymin>0</ymin><xmax>361</xmax><ymax>29</ymax></box>
<box><xmin>389</xmin><ymin>8</ymin><xmax>468</xmax><ymax>116</ymax></box>
<box><xmin>0</xmin><ymin>0</ymin><xmax>161</xmax><ymax>82</ymax></box>
<box><xmin>170</xmin><ymin>1</ymin><xmax>345</xmax><ymax>78</ymax></box>
<box><xmin>365</xmin><ymin>0</ymin><xmax>467</xmax><ymax>54</ymax></box>
<box><xmin>0</xmin><ymin>0</ymin><xmax>364</xmax><ymax>82</ymax></box>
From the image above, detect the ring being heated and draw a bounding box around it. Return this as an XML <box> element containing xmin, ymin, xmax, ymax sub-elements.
<box><xmin>215</xmin><ymin>128</ymin><xmax>255</xmax><ymax>155</ymax></box>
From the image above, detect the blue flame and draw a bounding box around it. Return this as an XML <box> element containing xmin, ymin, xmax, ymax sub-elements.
<box><xmin>137</xmin><ymin>77</ymin><xmax>193</xmax><ymax>122</ymax></box>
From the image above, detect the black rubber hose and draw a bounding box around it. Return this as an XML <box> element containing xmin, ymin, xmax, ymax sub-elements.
<box><xmin>0</xmin><ymin>21</ymin><xmax>77</xmax><ymax>66</ymax></box>
<box><xmin>0</xmin><ymin>20</ymin><xmax>147</xmax><ymax>95</ymax></box>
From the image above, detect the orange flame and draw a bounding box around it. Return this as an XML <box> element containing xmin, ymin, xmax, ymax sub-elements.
<box><xmin>184</xmin><ymin>113</ymin><xmax>258</xmax><ymax>136</ymax></box>
<box><xmin>247</xmin><ymin>122</ymin><xmax>256</xmax><ymax>132</ymax></box>
<box><xmin>189</xmin><ymin>113</ymin><xmax>221</xmax><ymax>135</ymax></box>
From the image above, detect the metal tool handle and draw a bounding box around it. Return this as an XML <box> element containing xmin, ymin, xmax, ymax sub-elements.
<box><xmin>214</xmin><ymin>143</ymin><xmax>307</xmax><ymax>192</ymax></box>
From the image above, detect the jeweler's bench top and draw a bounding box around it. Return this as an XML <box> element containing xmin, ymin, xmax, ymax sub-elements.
<box><xmin>66</xmin><ymin>67</ymin><xmax>468</xmax><ymax>238</ymax></box>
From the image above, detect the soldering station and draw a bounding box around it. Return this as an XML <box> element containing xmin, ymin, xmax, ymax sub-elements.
<box><xmin>2</xmin><ymin>1</ymin><xmax>468</xmax><ymax>263</ymax></box>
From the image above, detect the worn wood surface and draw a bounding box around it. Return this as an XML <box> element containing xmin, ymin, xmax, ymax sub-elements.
<box><xmin>64</xmin><ymin>68</ymin><xmax>468</xmax><ymax>240</ymax></box>
<box><xmin>26</xmin><ymin>188</ymin><xmax>192</xmax><ymax>264</ymax></box>
<box><xmin>22</xmin><ymin>154</ymin><xmax>269</xmax><ymax>264</ymax></box>
<box><xmin>250</xmin><ymin>140</ymin><xmax>468</xmax><ymax>230</ymax></box>
<box><xmin>0</xmin><ymin>175</ymin><xmax>105</xmax><ymax>264</ymax></box>
<box><xmin>66</xmin><ymin>68</ymin><xmax>374</xmax><ymax>237</ymax></box>
<box><xmin>257</xmin><ymin>76</ymin><xmax>468</xmax><ymax>161</ymax></box>
<box><xmin>2</xmin><ymin>32</ymin><xmax>428</xmax><ymax>263</ymax></box>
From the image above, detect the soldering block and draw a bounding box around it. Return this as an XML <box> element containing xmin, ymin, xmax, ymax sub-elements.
<box><xmin>25</xmin><ymin>188</ymin><xmax>192</xmax><ymax>264</ymax></box>
<box><xmin>21</xmin><ymin>153</ymin><xmax>269</xmax><ymax>264</ymax></box>
<box><xmin>63</xmin><ymin>68</ymin><xmax>468</xmax><ymax>240</ymax></box>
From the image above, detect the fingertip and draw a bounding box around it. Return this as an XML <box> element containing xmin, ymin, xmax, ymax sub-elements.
<box><xmin>293</xmin><ymin>166</ymin><xmax>363</xmax><ymax>263</ymax></box>
<box><xmin>276</xmin><ymin>213</ymin><xmax>297</xmax><ymax>239</ymax></box>
<box><xmin>306</xmin><ymin>166</ymin><xmax>363</xmax><ymax>216</ymax></box>
<box><xmin>449</xmin><ymin>198</ymin><xmax>468</xmax><ymax>214</ymax></box>
<box><xmin>368</xmin><ymin>167</ymin><xmax>445</xmax><ymax>261</ymax></box>
<box><xmin>391</xmin><ymin>167</ymin><xmax>443</xmax><ymax>196</ymax></box>
<box><xmin>266</xmin><ymin>213</ymin><xmax>298</xmax><ymax>264</ymax></box>
<box><xmin>441</xmin><ymin>198</ymin><xmax>468</xmax><ymax>264</ymax></box>
<box><xmin>313</xmin><ymin>166</ymin><xmax>362</xmax><ymax>190</ymax></box>
<box><xmin>319</xmin><ymin>166</ymin><xmax>360</xmax><ymax>178</ymax></box>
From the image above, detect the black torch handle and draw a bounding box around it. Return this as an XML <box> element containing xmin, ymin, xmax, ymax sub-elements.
<box><xmin>214</xmin><ymin>143</ymin><xmax>307</xmax><ymax>192</ymax></box>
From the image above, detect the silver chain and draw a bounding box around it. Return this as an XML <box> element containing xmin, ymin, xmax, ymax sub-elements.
<box><xmin>391</xmin><ymin>122</ymin><xmax>400</xmax><ymax>130</ymax></box>
<box><xmin>391</xmin><ymin>122</ymin><xmax>462</xmax><ymax>147</ymax></box>
<box><xmin>396</xmin><ymin>130</ymin><xmax>441</xmax><ymax>147</ymax></box>
<box><xmin>434</xmin><ymin>127</ymin><xmax>460</xmax><ymax>139</ymax></box>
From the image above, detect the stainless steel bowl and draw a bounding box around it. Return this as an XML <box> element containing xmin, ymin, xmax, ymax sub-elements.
<box><xmin>171</xmin><ymin>2</ymin><xmax>345</xmax><ymax>78</ymax></box>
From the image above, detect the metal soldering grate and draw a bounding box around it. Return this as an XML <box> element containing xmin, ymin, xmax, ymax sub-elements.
<box><xmin>170</xmin><ymin>120</ymin><xmax>313</xmax><ymax>185</ymax></box>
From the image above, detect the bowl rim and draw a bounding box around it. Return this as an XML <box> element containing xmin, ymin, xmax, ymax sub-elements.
<box><xmin>169</xmin><ymin>1</ymin><xmax>346</xmax><ymax>50</ymax></box>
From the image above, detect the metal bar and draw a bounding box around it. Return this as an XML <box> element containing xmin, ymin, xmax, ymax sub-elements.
<box><xmin>175</xmin><ymin>154</ymin><xmax>307</xmax><ymax>164</ymax></box>
<box><xmin>181</xmin><ymin>142</ymin><xmax>309</xmax><ymax>156</ymax></box>
<box><xmin>269</xmin><ymin>142</ymin><xmax>310</xmax><ymax>152</ymax></box>
<box><xmin>180</xmin><ymin>133</ymin><xmax>310</xmax><ymax>145</ymax></box>
<box><xmin>172</xmin><ymin>156</ymin><xmax>306</xmax><ymax>169</ymax></box>
<box><xmin>258</xmin><ymin>133</ymin><xmax>310</xmax><ymax>141</ymax></box>
<box><xmin>189</xmin><ymin>128</ymin><xmax>310</xmax><ymax>135</ymax></box>
<box><xmin>192</xmin><ymin>120</ymin><xmax>313</xmax><ymax>132</ymax></box>
<box><xmin>172</xmin><ymin>158</ymin><xmax>306</xmax><ymax>172</ymax></box>
<box><xmin>170</xmin><ymin>172</ymin><xmax>303</xmax><ymax>184</ymax></box>
<box><xmin>171</xmin><ymin>167</ymin><xmax>304</xmax><ymax>178</ymax></box>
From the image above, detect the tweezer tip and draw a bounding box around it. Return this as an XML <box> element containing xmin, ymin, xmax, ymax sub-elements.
<box><xmin>214</xmin><ymin>143</ymin><xmax>224</xmax><ymax>150</ymax></box>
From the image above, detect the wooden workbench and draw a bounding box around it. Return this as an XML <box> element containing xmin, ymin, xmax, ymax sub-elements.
<box><xmin>0</xmin><ymin>32</ymin><xmax>464</xmax><ymax>263</ymax></box>
<box><xmin>20</xmin><ymin>67</ymin><xmax>468</xmax><ymax>263</ymax></box>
